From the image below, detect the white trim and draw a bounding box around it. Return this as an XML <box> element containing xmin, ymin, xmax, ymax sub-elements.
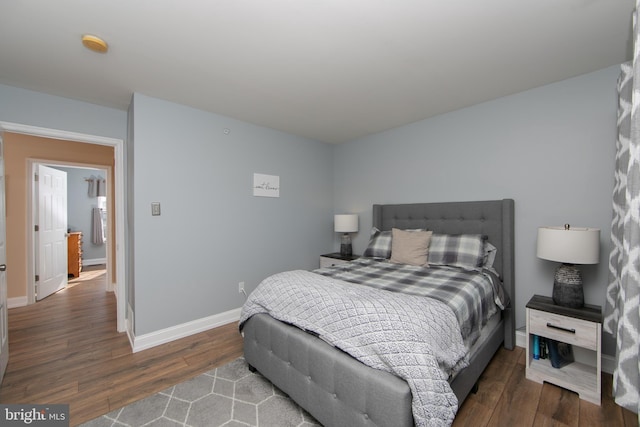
<box><xmin>0</xmin><ymin>122</ymin><xmax>121</xmax><ymax>147</ymax></box>
<box><xmin>131</xmin><ymin>308</ymin><xmax>242</xmax><ymax>353</ymax></box>
<box><xmin>126</xmin><ymin>303</ymin><xmax>135</xmax><ymax>350</ymax></box>
<box><xmin>0</xmin><ymin>121</ymin><xmax>127</xmax><ymax>333</ymax></box>
<box><xmin>83</xmin><ymin>258</ymin><xmax>107</xmax><ymax>266</ymax></box>
<box><xmin>515</xmin><ymin>329</ymin><xmax>614</xmax><ymax>375</ymax></box>
<box><xmin>27</xmin><ymin>162</ymin><xmax>37</xmax><ymax>305</ymax></box>
<box><xmin>601</xmin><ymin>352</ymin><xmax>615</xmax><ymax>376</ymax></box>
<box><xmin>7</xmin><ymin>296</ymin><xmax>27</xmax><ymax>309</ymax></box>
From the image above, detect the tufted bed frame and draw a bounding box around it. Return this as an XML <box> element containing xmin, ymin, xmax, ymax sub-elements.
<box><xmin>242</xmin><ymin>199</ymin><xmax>515</xmax><ymax>426</ymax></box>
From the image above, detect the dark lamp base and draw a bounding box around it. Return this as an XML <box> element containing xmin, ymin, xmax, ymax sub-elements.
<box><xmin>340</xmin><ymin>243</ymin><xmax>352</xmax><ymax>256</ymax></box>
<box><xmin>340</xmin><ymin>233</ymin><xmax>352</xmax><ymax>256</ymax></box>
<box><xmin>552</xmin><ymin>264</ymin><xmax>584</xmax><ymax>308</ymax></box>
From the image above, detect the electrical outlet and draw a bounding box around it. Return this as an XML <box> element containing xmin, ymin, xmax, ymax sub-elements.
<box><xmin>151</xmin><ymin>202</ymin><xmax>161</xmax><ymax>216</ymax></box>
<box><xmin>238</xmin><ymin>281</ymin><xmax>245</xmax><ymax>294</ymax></box>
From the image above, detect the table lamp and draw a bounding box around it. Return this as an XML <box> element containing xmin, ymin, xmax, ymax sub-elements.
<box><xmin>334</xmin><ymin>214</ymin><xmax>358</xmax><ymax>256</ymax></box>
<box><xmin>536</xmin><ymin>224</ymin><xmax>600</xmax><ymax>308</ymax></box>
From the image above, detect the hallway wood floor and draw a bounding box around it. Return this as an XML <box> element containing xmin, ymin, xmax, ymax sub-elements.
<box><xmin>0</xmin><ymin>266</ymin><xmax>243</xmax><ymax>425</ymax></box>
<box><xmin>0</xmin><ymin>266</ymin><xmax>636</xmax><ymax>426</ymax></box>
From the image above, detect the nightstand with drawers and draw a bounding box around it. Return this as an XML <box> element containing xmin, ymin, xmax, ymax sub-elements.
<box><xmin>319</xmin><ymin>253</ymin><xmax>359</xmax><ymax>268</ymax></box>
<box><xmin>525</xmin><ymin>294</ymin><xmax>602</xmax><ymax>405</ymax></box>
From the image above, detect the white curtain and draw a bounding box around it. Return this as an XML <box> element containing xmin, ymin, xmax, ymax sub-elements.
<box><xmin>604</xmin><ymin>2</ymin><xmax>640</xmax><ymax>418</ymax></box>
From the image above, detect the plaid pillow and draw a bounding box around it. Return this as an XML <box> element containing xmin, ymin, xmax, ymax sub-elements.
<box><xmin>363</xmin><ymin>227</ymin><xmax>392</xmax><ymax>258</ymax></box>
<box><xmin>428</xmin><ymin>234</ymin><xmax>487</xmax><ymax>270</ymax></box>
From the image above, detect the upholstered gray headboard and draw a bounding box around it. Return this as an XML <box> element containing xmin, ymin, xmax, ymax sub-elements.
<box><xmin>372</xmin><ymin>199</ymin><xmax>515</xmax><ymax>348</ymax></box>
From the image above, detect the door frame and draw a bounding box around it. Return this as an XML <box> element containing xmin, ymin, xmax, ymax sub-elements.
<box><xmin>0</xmin><ymin>134</ymin><xmax>8</xmax><ymax>383</ymax></box>
<box><xmin>0</xmin><ymin>121</ymin><xmax>126</xmax><ymax>333</ymax></box>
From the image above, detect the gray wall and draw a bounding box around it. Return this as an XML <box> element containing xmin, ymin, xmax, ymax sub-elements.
<box><xmin>0</xmin><ymin>84</ymin><xmax>334</xmax><ymax>340</ymax></box>
<box><xmin>130</xmin><ymin>93</ymin><xmax>334</xmax><ymax>335</ymax></box>
<box><xmin>1</xmin><ymin>65</ymin><xmax>623</xmax><ymax>356</ymax></box>
<box><xmin>0</xmin><ymin>83</ymin><xmax>126</xmax><ymax>315</ymax></box>
<box><xmin>333</xmin><ymin>65</ymin><xmax>620</xmax><ymax>355</ymax></box>
<box><xmin>55</xmin><ymin>166</ymin><xmax>108</xmax><ymax>263</ymax></box>
<box><xmin>0</xmin><ymin>84</ymin><xmax>127</xmax><ymax>139</ymax></box>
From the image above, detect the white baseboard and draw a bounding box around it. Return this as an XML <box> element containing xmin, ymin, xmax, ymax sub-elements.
<box><xmin>130</xmin><ymin>308</ymin><xmax>242</xmax><ymax>353</ymax></box>
<box><xmin>7</xmin><ymin>296</ymin><xmax>28</xmax><ymax>309</ymax></box>
<box><xmin>83</xmin><ymin>258</ymin><xmax>107</xmax><ymax>266</ymax></box>
<box><xmin>515</xmin><ymin>329</ymin><xmax>614</xmax><ymax>375</ymax></box>
<box><xmin>126</xmin><ymin>304</ymin><xmax>135</xmax><ymax>351</ymax></box>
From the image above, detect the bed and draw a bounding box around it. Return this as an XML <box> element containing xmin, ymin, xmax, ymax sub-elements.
<box><xmin>240</xmin><ymin>199</ymin><xmax>515</xmax><ymax>427</ymax></box>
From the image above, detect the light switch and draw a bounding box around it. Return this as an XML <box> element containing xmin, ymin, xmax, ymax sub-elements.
<box><xmin>151</xmin><ymin>202</ymin><xmax>161</xmax><ymax>216</ymax></box>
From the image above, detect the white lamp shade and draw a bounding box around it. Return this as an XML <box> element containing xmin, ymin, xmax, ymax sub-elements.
<box><xmin>334</xmin><ymin>214</ymin><xmax>358</xmax><ymax>233</ymax></box>
<box><xmin>537</xmin><ymin>226</ymin><xmax>600</xmax><ymax>264</ymax></box>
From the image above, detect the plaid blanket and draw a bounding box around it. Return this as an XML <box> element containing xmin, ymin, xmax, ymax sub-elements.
<box><xmin>240</xmin><ymin>270</ymin><xmax>468</xmax><ymax>427</ymax></box>
<box><xmin>315</xmin><ymin>257</ymin><xmax>503</xmax><ymax>348</ymax></box>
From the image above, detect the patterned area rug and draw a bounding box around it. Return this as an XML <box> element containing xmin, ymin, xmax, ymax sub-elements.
<box><xmin>80</xmin><ymin>357</ymin><xmax>321</xmax><ymax>427</ymax></box>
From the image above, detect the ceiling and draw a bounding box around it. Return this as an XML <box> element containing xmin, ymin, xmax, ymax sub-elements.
<box><xmin>0</xmin><ymin>1</ymin><xmax>634</xmax><ymax>144</ymax></box>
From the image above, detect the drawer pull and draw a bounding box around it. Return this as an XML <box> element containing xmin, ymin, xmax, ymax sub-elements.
<box><xmin>546</xmin><ymin>323</ymin><xmax>576</xmax><ymax>334</ymax></box>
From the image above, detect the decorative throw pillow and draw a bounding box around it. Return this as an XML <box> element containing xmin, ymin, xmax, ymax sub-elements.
<box><xmin>390</xmin><ymin>228</ymin><xmax>432</xmax><ymax>266</ymax></box>
<box><xmin>428</xmin><ymin>234</ymin><xmax>487</xmax><ymax>270</ymax></box>
<box><xmin>483</xmin><ymin>242</ymin><xmax>498</xmax><ymax>268</ymax></box>
<box><xmin>363</xmin><ymin>227</ymin><xmax>392</xmax><ymax>258</ymax></box>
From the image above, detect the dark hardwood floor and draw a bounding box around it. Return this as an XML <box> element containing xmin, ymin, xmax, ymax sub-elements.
<box><xmin>454</xmin><ymin>347</ymin><xmax>637</xmax><ymax>426</ymax></box>
<box><xmin>0</xmin><ymin>266</ymin><xmax>243</xmax><ymax>425</ymax></box>
<box><xmin>0</xmin><ymin>266</ymin><xmax>636</xmax><ymax>426</ymax></box>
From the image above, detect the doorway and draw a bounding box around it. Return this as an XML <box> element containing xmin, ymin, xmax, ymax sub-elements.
<box><xmin>32</xmin><ymin>163</ymin><xmax>110</xmax><ymax>301</ymax></box>
<box><xmin>0</xmin><ymin>122</ymin><xmax>126</xmax><ymax>333</ymax></box>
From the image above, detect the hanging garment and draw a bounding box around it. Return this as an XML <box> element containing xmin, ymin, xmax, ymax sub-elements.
<box><xmin>97</xmin><ymin>177</ymin><xmax>106</xmax><ymax>197</ymax></box>
<box><xmin>87</xmin><ymin>176</ymin><xmax>97</xmax><ymax>197</ymax></box>
<box><xmin>91</xmin><ymin>207</ymin><xmax>105</xmax><ymax>245</ymax></box>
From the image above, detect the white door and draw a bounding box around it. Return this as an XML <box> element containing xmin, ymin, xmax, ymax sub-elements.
<box><xmin>36</xmin><ymin>165</ymin><xmax>68</xmax><ymax>301</ymax></box>
<box><xmin>0</xmin><ymin>137</ymin><xmax>8</xmax><ymax>383</ymax></box>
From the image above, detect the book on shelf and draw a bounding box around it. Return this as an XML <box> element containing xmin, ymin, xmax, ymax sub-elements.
<box><xmin>532</xmin><ymin>335</ymin><xmax>549</xmax><ymax>360</ymax></box>
<box><xmin>547</xmin><ymin>339</ymin><xmax>574</xmax><ymax>369</ymax></box>
<box><xmin>539</xmin><ymin>336</ymin><xmax>548</xmax><ymax>359</ymax></box>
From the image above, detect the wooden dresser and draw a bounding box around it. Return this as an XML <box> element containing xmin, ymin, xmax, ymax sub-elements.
<box><xmin>67</xmin><ymin>232</ymin><xmax>83</xmax><ymax>278</ymax></box>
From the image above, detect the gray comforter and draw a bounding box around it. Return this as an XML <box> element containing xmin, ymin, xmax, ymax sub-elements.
<box><xmin>239</xmin><ymin>270</ymin><xmax>469</xmax><ymax>427</ymax></box>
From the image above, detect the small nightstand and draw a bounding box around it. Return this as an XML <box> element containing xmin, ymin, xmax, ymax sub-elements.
<box><xmin>319</xmin><ymin>253</ymin><xmax>359</xmax><ymax>268</ymax></box>
<box><xmin>525</xmin><ymin>295</ymin><xmax>602</xmax><ymax>405</ymax></box>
